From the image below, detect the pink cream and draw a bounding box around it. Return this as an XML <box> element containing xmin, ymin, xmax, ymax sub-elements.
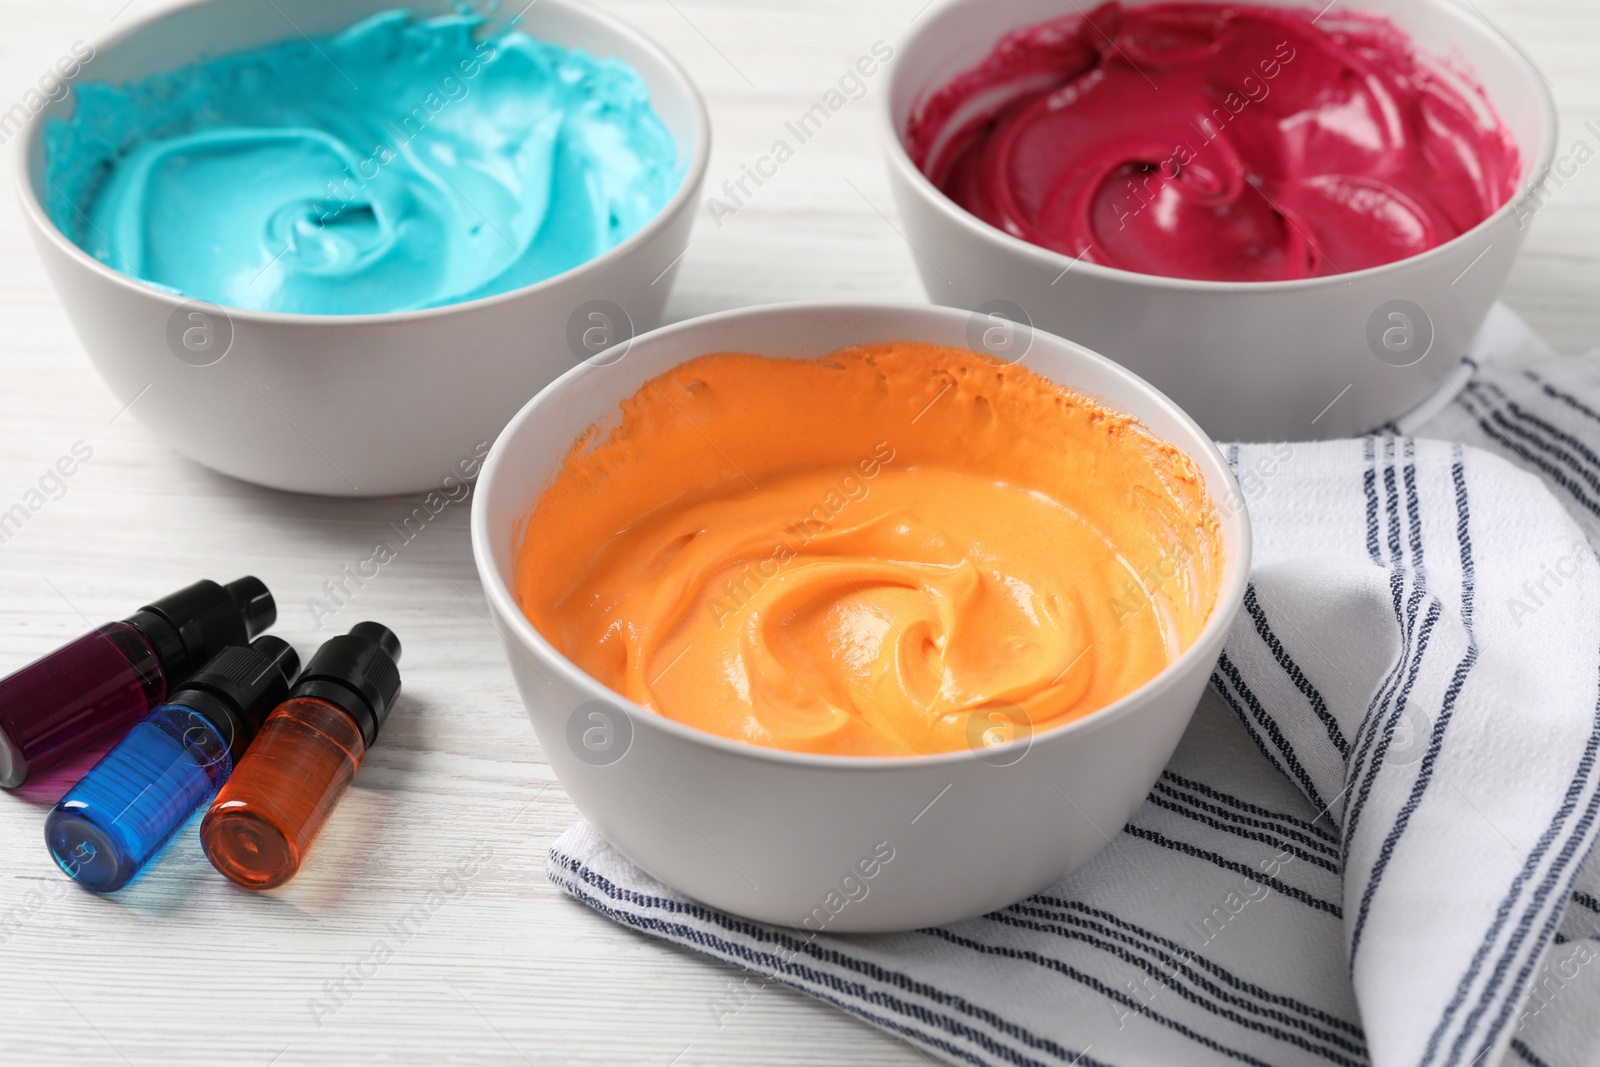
<box><xmin>906</xmin><ymin>2</ymin><xmax>1521</xmax><ymax>282</ymax></box>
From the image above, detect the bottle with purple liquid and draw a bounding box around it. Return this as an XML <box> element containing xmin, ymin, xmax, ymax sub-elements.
<box><xmin>0</xmin><ymin>577</ymin><xmax>275</xmax><ymax>787</ymax></box>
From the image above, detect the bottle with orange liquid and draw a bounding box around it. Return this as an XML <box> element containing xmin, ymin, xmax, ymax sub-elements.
<box><xmin>200</xmin><ymin>622</ymin><xmax>401</xmax><ymax>889</ymax></box>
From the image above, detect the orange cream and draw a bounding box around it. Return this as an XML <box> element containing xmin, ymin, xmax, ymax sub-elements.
<box><xmin>514</xmin><ymin>342</ymin><xmax>1222</xmax><ymax>757</ymax></box>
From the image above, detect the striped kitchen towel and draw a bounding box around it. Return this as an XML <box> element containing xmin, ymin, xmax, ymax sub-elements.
<box><xmin>548</xmin><ymin>304</ymin><xmax>1600</xmax><ymax>1067</ymax></box>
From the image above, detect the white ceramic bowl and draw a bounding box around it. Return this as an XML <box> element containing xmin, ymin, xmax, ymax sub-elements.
<box><xmin>472</xmin><ymin>302</ymin><xmax>1251</xmax><ymax>930</ymax></box>
<box><xmin>17</xmin><ymin>0</ymin><xmax>709</xmax><ymax>496</ymax></box>
<box><xmin>882</xmin><ymin>0</ymin><xmax>1557</xmax><ymax>442</ymax></box>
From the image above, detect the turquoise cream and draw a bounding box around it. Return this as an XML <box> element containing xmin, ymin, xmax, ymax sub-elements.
<box><xmin>44</xmin><ymin>10</ymin><xmax>682</xmax><ymax>314</ymax></box>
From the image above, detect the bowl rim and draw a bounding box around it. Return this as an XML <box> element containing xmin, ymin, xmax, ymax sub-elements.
<box><xmin>877</xmin><ymin>0</ymin><xmax>1560</xmax><ymax>294</ymax></box>
<box><xmin>13</xmin><ymin>0</ymin><xmax>712</xmax><ymax>325</ymax></box>
<box><xmin>470</xmin><ymin>299</ymin><xmax>1255</xmax><ymax>771</ymax></box>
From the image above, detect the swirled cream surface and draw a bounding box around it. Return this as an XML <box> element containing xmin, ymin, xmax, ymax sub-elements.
<box><xmin>43</xmin><ymin>10</ymin><xmax>681</xmax><ymax>314</ymax></box>
<box><xmin>515</xmin><ymin>343</ymin><xmax>1223</xmax><ymax>757</ymax></box>
<box><xmin>906</xmin><ymin>2</ymin><xmax>1520</xmax><ymax>281</ymax></box>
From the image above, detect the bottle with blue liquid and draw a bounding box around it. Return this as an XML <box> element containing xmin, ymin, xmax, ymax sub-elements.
<box><xmin>45</xmin><ymin>636</ymin><xmax>299</xmax><ymax>893</ymax></box>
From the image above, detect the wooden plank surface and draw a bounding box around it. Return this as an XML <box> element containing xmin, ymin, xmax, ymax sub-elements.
<box><xmin>0</xmin><ymin>1</ymin><xmax>1594</xmax><ymax>1063</ymax></box>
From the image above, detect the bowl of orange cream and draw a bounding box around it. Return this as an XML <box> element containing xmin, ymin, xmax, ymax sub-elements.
<box><xmin>471</xmin><ymin>303</ymin><xmax>1250</xmax><ymax>930</ymax></box>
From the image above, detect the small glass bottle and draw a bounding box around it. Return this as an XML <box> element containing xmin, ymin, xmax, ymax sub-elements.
<box><xmin>0</xmin><ymin>577</ymin><xmax>275</xmax><ymax>787</ymax></box>
<box><xmin>44</xmin><ymin>636</ymin><xmax>300</xmax><ymax>893</ymax></box>
<box><xmin>202</xmin><ymin>622</ymin><xmax>402</xmax><ymax>890</ymax></box>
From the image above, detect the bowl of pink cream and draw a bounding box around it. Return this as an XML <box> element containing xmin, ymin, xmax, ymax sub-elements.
<box><xmin>882</xmin><ymin>0</ymin><xmax>1556</xmax><ymax>440</ymax></box>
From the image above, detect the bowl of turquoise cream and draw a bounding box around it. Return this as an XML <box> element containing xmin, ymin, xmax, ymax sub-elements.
<box><xmin>18</xmin><ymin>0</ymin><xmax>708</xmax><ymax>495</ymax></box>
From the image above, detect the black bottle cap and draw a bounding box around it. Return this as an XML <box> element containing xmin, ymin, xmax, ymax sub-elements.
<box><xmin>223</xmin><ymin>577</ymin><xmax>276</xmax><ymax>634</ymax></box>
<box><xmin>292</xmin><ymin>622</ymin><xmax>403</xmax><ymax>749</ymax></box>
<box><xmin>123</xmin><ymin>577</ymin><xmax>277</xmax><ymax>685</ymax></box>
<box><xmin>171</xmin><ymin>636</ymin><xmax>300</xmax><ymax>760</ymax></box>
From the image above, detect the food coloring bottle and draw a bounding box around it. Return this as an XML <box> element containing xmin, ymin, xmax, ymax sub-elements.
<box><xmin>44</xmin><ymin>636</ymin><xmax>300</xmax><ymax>893</ymax></box>
<box><xmin>202</xmin><ymin>622</ymin><xmax>402</xmax><ymax>890</ymax></box>
<box><xmin>0</xmin><ymin>577</ymin><xmax>275</xmax><ymax>787</ymax></box>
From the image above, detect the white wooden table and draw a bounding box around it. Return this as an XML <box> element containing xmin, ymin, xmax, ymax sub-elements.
<box><xmin>0</xmin><ymin>1</ymin><xmax>1595</xmax><ymax>1063</ymax></box>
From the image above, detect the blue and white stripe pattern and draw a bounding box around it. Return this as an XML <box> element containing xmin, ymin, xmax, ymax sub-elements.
<box><xmin>549</xmin><ymin>307</ymin><xmax>1600</xmax><ymax>1067</ymax></box>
